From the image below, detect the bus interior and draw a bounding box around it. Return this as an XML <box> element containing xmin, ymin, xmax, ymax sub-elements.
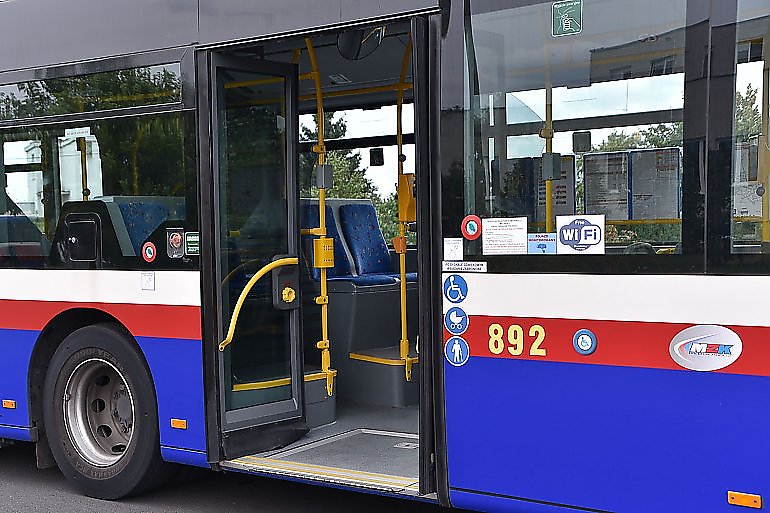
<box><xmin>213</xmin><ymin>21</ymin><xmax>423</xmax><ymax>494</ymax></box>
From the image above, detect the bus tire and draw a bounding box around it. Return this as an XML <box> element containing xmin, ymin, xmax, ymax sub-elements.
<box><xmin>42</xmin><ymin>323</ymin><xmax>170</xmax><ymax>499</ymax></box>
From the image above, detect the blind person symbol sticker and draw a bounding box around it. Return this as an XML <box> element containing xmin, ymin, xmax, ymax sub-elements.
<box><xmin>445</xmin><ymin>337</ymin><xmax>470</xmax><ymax>367</ymax></box>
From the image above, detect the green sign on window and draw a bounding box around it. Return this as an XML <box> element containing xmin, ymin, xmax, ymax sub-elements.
<box><xmin>552</xmin><ymin>0</ymin><xmax>583</xmax><ymax>37</ymax></box>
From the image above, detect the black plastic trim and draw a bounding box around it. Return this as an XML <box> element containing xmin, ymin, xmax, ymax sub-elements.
<box><xmin>0</xmin><ymin>47</ymin><xmax>190</xmax><ymax>86</ymax></box>
<box><xmin>427</xmin><ymin>11</ymin><xmax>451</xmax><ymax>508</ymax></box>
<box><xmin>451</xmin><ymin>487</ymin><xmax>615</xmax><ymax>513</ymax></box>
<box><xmin>196</xmin><ymin>49</ymin><xmax>223</xmax><ymax>464</ymax></box>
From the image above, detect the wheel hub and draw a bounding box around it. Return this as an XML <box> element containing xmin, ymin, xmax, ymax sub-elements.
<box><xmin>63</xmin><ymin>358</ymin><xmax>135</xmax><ymax>467</ymax></box>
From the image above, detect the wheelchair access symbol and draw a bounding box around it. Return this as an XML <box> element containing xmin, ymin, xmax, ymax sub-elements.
<box><xmin>445</xmin><ymin>336</ymin><xmax>470</xmax><ymax>367</ymax></box>
<box><xmin>444</xmin><ymin>307</ymin><xmax>469</xmax><ymax>336</ymax></box>
<box><xmin>443</xmin><ymin>275</ymin><xmax>468</xmax><ymax>304</ymax></box>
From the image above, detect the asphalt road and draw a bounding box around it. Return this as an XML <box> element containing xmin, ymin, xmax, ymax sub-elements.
<box><xmin>0</xmin><ymin>443</ymin><xmax>444</xmax><ymax>513</ymax></box>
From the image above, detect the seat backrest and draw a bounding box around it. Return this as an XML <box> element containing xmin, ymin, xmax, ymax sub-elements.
<box><xmin>116</xmin><ymin>201</ymin><xmax>170</xmax><ymax>254</ymax></box>
<box><xmin>300</xmin><ymin>204</ymin><xmax>352</xmax><ymax>280</ymax></box>
<box><xmin>338</xmin><ymin>203</ymin><xmax>392</xmax><ymax>275</ymax></box>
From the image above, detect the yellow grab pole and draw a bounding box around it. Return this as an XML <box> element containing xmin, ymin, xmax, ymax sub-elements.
<box><xmin>761</xmin><ymin>27</ymin><xmax>770</xmax><ymax>246</ymax></box>
<box><xmin>306</xmin><ymin>38</ymin><xmax>335</xmax><ymax>396</ymax></box>
<box><xmin>219</xmin><ymin>258</ymin><xmax>299</xmax><ymax>351</ymax></box>
<box><xmin>543</xmin><ymin>86</ymin><xmax>554</xmax><ymax>233</ymax></box>
<box><xmin>395</xmin><ymin>37</ymin><xmax>417</xmax><ymax>381</ymax></box>
<box><xmin>78</xmin><ymin>137</ymin><xmax>90</xmax><ymax>201</ymax></box>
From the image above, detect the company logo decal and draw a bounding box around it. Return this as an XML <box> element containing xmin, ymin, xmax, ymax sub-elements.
<box><xmin>669</xmin><ymin>325</ymin><xmax>743</xmax><ymax>371</ymax></box>
<box><xmin>558</xmin><ymin>218</ymin><xmax>602</xmax><ymax>251</ymax></box>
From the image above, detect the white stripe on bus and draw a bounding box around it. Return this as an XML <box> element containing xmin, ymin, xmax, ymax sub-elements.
<box><xmin>443</xmin><ymin>273</ymin><xmax>770</xmax><ymax>327</ymax></box>
<box><xmin>0</xmin><ymin>269</ymin><xmax>201</xmax><ymax>306</ymax></box>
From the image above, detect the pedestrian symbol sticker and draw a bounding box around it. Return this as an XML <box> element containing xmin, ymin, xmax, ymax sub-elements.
<box><xmin>443</xmin><ymin>274</ymin><xmax>468</xmax><ymax>303</ymax></box>
<box><xmin>552</xmin><ymin>0</ymin><xmax>583</xmax><ymax>37</ymax></box>
<box><xmin>445</xmin><ymin>307</ymin><xmax>469</xmax><ymax>336</ymax></box>
<box><xmin>445</xmin><ymin>337</ymin><xmax>470</xmax><ymax>367</ymax></box>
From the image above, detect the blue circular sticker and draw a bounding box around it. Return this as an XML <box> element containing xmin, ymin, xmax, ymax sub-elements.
<box><xmin>573</xmin><ymin>329</ymin><xmax>598</xmax><ymax>356</ymax></box>
<box><xmin>444</xmin><ymin>307</ymin><xmax>469</xmax><ymax>335</ymax></box>
<box><xmin>445</xmin><ymin>337</ymin><xmax>470</xmax><ymax>366</ymax></box>
<box><xmin>443</xmin><ymin>275</ymin><xmax>468</xmax><ymax>304</ymax></box>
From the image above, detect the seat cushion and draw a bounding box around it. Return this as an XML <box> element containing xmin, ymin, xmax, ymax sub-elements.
<box><xmin>338</xmin><ymin>203</ymin><xmax>393</xmax><ymax>275</ymax></box>
<box><xmin>328</xmin><ymin>274</ymin><xmax>398</xmax><ymax>286</ymax></box>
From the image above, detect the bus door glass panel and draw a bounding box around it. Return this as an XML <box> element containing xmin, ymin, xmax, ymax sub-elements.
<box><xmin>213</xmin><ymin>56</ymin><xmax>303</xmax><ymax>426</ymax></box>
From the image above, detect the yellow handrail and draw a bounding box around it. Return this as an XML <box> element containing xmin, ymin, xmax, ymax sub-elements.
<box><xmin>305</xmin><ymin>37</ymin><xmax>336</xmax><ymax>397</ymax></box>
<box><xmin>396</xmin><ymin>37</ymin><xmax>416</xmax><ymax>381</ymax></box>
<box><xmin>219</xmin><ymin>257</ymin><xmax>298</xmax><ymax>352</ymax></box>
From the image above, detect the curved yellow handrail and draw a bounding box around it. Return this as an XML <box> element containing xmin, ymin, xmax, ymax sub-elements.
<box><xmin>219</xmin><ymin>257</ymin><xmax>298</xmax><ymax>352</ymax></box>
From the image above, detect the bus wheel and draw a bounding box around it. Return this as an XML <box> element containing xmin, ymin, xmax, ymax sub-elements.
<box><xmin>43</xmin><ymin>323</ymin><xmax>170</xmax><ymax>499</ymax></box>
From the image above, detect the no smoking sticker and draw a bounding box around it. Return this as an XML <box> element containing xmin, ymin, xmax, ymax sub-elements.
<box><xmin>142</xmin><ymin>242</ymin><xmax>157</xmax><ymax>263</ymax></box>
<box><xmin>461</xmin><ymin>215</ymin><xmax>482</xmax><ymax>240</ymax></box>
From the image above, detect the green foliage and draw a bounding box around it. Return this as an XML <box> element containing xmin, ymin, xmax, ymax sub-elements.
<box><xmin>735</xmin><ymin>83</ymin><xmax>762</xmax><ymax>142</ymax></box>
<box><xmin>1</xmin><ymin>68</ymin><xmax>187</xmax><ymax>199</ymax></box>
<box><xmin>592</xmin><ymin>123</ymin><xmax>682</xmax><ymax>153</ymax></box>
<box><xmin>1</xmin><ymin>67</ymin><xmax>180</xmax><ymax>120</ymax></box>
<box><xmin>300</xmin><ymin>113</ymin><xmax>405</xmax><ymax>241</ymax></box>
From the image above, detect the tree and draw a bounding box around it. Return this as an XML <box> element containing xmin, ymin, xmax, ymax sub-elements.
<box><xmin>735</xmin><ymin>83</ymin><xmax>762</xmax><ymax>142</ymax></box>
<box><xmin>300</xmin><ymin>113</ymin><xmax>378</xmax><ymax>199</ymax></box>
<box><xmin>592</xmin><ymin>130</ymin><xmax>642</xmax><ymax>152</ymax></box>
<box><xmin>639</xmin><ymin>123</ymin><xmax>682</xmax><ymax>149</ymax></box>
<box><xmin>300</xmin><ymin>113</ymin><xmax>406</xmax><ymax>241</ymax></box>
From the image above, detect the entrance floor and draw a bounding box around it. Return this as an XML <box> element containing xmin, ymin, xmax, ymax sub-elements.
<box><xmin>222</xmin><ymin>402</ymin><xmax>419</xmax><ymax>494</ymax></box>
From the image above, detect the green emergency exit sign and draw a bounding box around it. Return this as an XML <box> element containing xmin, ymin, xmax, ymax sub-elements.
<box><xmin>552</xmin><ymin>0</ymin><xmax>583</xmax><ymax>37</ymax></box>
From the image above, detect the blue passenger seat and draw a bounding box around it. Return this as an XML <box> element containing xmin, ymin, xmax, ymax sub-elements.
<box><xmin>300</xmin><ymin>204</ymin><xmax>396</xmax><ymax>286</ymax></box>
<box><xmin>338</xmin><ymin>203</ymin><xmax>417</xmax><ymax>283</ymax></box>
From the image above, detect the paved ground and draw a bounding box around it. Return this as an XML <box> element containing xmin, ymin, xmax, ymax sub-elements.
<box><xmin>0</xmin><ymin>443</ymin><xmax>444</xmax><ymax>513</ymax></box>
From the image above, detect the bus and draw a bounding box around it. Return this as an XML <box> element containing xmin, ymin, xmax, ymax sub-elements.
<box><xmin>0</xmin><ymin>0</ymin><xmax>768</xmax><ymax>511</ymax></box>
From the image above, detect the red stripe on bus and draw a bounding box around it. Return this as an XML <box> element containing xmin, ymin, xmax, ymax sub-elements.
<box><xmin>0</xmin><ymin>299</ymin><xmax>202</xmax><ymax>340</ymax></box>
<box><xmin>451</xmin><ymin>315</ymin><xmax>770</xmax><ymax>377</ymax></box>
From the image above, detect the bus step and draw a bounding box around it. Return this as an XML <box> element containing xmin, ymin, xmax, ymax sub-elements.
<box><xmin>222</xmin><ymin>429</ymin><xmax>419</xmax><ymax>495</ymax></box>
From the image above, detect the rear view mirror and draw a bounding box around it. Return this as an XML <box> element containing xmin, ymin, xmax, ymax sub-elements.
<box><xmin>337</xmin><ymin>26</ymin><xmax>386</xmax><ymax>61</ymax></box>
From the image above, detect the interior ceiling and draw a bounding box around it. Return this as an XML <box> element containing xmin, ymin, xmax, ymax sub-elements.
<box><xmin>226</xmin><ymin>20</ymin><xmax>414</xmax><ymax>113</ymax></box>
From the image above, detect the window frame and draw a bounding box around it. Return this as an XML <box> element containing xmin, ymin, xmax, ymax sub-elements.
<box><xmin>0</xmin><ymin>47</ymin><xmax>195</xmax><ymax>130</ymax></box>
<box><xmin>437</xmin><ymin>0</ymin><xmax>770</xmax><ymax>275</ymax></box>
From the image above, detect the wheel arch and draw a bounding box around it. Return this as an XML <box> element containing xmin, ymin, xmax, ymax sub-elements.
<box><xmin>28</xmin><ymin>308</ymin><xmax>155</xmax><ymax>436</ymax></box>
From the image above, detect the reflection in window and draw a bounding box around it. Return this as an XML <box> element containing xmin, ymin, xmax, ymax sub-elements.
<box><xmin>462</xmin><ymin>0</ymin><xmax>686</xmax><ymax>257</ymax></box>
<box><xmin>731</xmin><ymin>0</ymin><xmax>768</xmax><ymax>254</ymax></box>
<box><xmin>0</xmin><ymin>111</ymin><xmax>196</xmax><ymax>268</ymax></box>
<box><xmin>0</xmin><ymin>64</ymin><xmax>181</xmax><ymax>121</ymax></box>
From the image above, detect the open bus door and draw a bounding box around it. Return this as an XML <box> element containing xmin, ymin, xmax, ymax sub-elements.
<box><xmin>209</xmin><ymin>54</ymin><xmax>306</xmax><ymax>459</ymax></box>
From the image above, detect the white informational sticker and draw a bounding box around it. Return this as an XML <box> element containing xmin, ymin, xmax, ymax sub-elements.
<box><xmin>140</xmin><ymin>271</ymin><xmax>155</xmax><ymax>291</ymax></box>
<box><xmin>443</xmin><ymin>238</ymin><xmax>464</xmax><ymax>261</ymax></box>
<box><xmin>482</xmin><ymin>217</ymin><xmax>528</xmax><ymax>255</ymax></box>
<box><xmin>556</xmin><ymin>214</ymin><xmax>605</xmax><ymax>254</ymax></box>
<box><xmin>527</xmin><ymin>233</ymin><xmax>557</xmax><ymax>254</ymax></box>
<box><xmin>442</xmin><ymin>261</ymin><xmax>487</xmax><ymax>273</ymax></box>
<box><xmin>64</xmin><ymin>127</ymin><xmax>91</xmax><ymax>138</ymax></box>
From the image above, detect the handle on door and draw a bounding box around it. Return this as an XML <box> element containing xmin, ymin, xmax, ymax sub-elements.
<box><xmin>219</xmin><ymin>256</ymin><xmax>298</xmax><ymax>352</ymax></box>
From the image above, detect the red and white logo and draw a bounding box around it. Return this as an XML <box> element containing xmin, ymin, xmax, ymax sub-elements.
<box><xmin>142</xmin><ymin>242</ymin><xmax>157</xmax><ymax>263</ymax></box>
<box><xmin>461</xmin><ymin>215</ymin><xmax>482</xmax><ymax>240</ymax></box>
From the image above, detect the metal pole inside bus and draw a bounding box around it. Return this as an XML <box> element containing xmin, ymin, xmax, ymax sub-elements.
<box><xmin>305</xmin><ymin>38</ymin><xmax>336</xmax><ymax>396</ymax></box>
<box><xmin>395</xmin><ymin>37</ymin><xmax>418</xmax><ymax>381</ymax></box>
<box><xmin>761</xmin><ymin>24</ymin><xmax>770</xmax><ymax>250</ymax></box>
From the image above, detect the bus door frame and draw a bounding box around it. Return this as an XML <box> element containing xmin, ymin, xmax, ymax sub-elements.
<box><xmin>198</xmin><ymin>50</ymin><xmax>307</xmax><ymax>462</ymax></box>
